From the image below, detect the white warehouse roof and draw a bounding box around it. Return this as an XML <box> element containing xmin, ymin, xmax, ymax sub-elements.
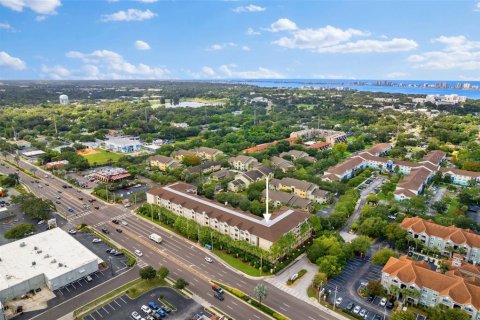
<box><xmin>0</xmin><ymin>228</ymin><xmax>102</xmax><ymax>293</ymax></box>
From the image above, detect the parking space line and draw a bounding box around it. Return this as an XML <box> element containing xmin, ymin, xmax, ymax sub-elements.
<box><xmin>101</xmin><ymin>306</ymin><xmax>109</xmax><ymax>314</ymax></box>
<box><xmin>108</xmin><ymin>303</ymin><xmax>115</xmax><ymax>311</ymax></box>
<box><xmin>95</xmin><ymin>310</ymin><xmax>103</xmax><ymax>318</ymax></box>
<box><xmin>114</xmin><ymin>299</ymin><xmax>122</xmax><ymax>307</ymax></box>
<box><xmin>119</xmin><ymin>296</ymin><xmax>127</xmax><ymax>304</ymax></box>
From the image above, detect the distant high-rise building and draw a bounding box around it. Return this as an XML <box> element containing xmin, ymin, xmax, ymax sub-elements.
<box><xmin>59</xmin><ymin>94</ymin><xmax>69</xmax><ymax>105</ymax></box>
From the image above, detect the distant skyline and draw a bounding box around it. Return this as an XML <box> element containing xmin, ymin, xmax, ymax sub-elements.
<box><xmin>1</xmin><ymin>0</ymin><xmax>480</xmax><ymax>80</ymax></box>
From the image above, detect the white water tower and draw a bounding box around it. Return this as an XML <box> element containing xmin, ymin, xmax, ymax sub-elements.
<box><xmin>59</xmin><ymin>94</ymin><xmax>69</xmax><ymax>105</ymax></box>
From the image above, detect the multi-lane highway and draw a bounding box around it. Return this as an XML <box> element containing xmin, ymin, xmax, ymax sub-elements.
<box><xmin>0</xmin><ymin>156</ymin><xmax>343</xmax><ymax>320</ymax></box>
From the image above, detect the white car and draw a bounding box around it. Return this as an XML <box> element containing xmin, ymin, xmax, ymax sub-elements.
<box><xmin>205</xmin><ymin>256</ymin><xmax>213</xmax><ymax>263</ymax></box>
<box><xmin>68</xmin><ymin>229</ymin><xmax>77</xmax><ymax>235</ymax></box>
<box><xmin>335</xmin><ymin>297</ymin><xmax>343</xmax><ymax>306</ymax></box>
<box><xmin>37</xmin><ymin>220</ymin><xmax>45</xmax><ymax>225</ymax></box>
<box><xmin>380</xmin><ymin>297</ymin><xmax>387</xmax><ymax>307</ymax></box>
<box><xmin>121</xmin><ymin>220</ymin><xmax>128</xmax><ymax>226</ymax></box>
<box><xmin>131</xmin><ymin>311</ymin><xmax>141</xmax><ymax>320</ymax></box>
<box><xmin>140</xmin><ymin>305</ymin><xmax>151</xmax><ymax>314</ymax></box>
<box><xmin>92</xmin><ymin>238</ymin><xmax>102</xmax><ymax>243</ymax></box>
<box><xmin>353</xmin><ymin>305</ymin><xmax>361</xmax><ymax>314</ymax></box>
<box><xmin>134</xmin><ymin>249</ymin><xmax>143</xmax><ymax>257</ymax></box>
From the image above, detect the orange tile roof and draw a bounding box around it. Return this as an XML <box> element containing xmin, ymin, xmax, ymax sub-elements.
<box><xmin>383</xmin><ymin>256</ymin><xmax>480</xmax><ymax>309</ymax></box>
<box><xmin>307</xmin><ymin>141</ymin><xmax>330</xmax><ymax>149</ymax></box>
<box><xmin>243</xmin><ymin>138</ymin><xmax>299</xmax><ymax>154</ymax></box>
<box><xmin>400</xmin><ymin>217</ymin><xmax>480</xmax><ymax>248</ymax></box>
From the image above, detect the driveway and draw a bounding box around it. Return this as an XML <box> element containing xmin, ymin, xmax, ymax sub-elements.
<box><xmin>265</xmin><ymin>254</ymin><xmax>318</xmax><ymax>301</ymax></box>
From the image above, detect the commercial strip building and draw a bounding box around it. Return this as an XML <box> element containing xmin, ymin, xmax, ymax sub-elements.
<box><xmin>381</xmin><ymin>255</ymin><xmax>480</xmax><ymax>320</ymax></box>
<box><xmin>103</xmin><ymin>137</ymin><xmax>142</xmax><ymax>153</ymax></box>
<box><xmin>146</xmin><ymin>182</ymin><xmax>311</xmax><ymax>251</ymax></box>
<box><xmin>93</xmin><ymin>167</ymin><xmax>131</xmax><ymax>183</ymax></box>
<box><xmin>400</xmin><ymin>217</ymin><xmax>480</xmax><ymax>264</ymax></box>
<box><xmin>0</xmin><ymin>228</ymin><xmax>101</xmax><ymax>303</ymax></box>
<box><xmin>45</xmin><ymin>160</ymin><xmax>69</xmax><ymax>169</ymax></box>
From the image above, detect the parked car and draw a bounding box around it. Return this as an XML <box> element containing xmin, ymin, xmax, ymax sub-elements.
<box><xmin>155</xmin><ymin>308</ymin><xmax>166</xmax><ymax>317</ymax></box>
<box><xmin>148</xmin><ymin>302</ymin><xmax>159</xmax><ymax>310</ymax></box>
<box><xmin>85</xmin><ymin>275</ymin><xmax>93</xmax><ymax>282</ymax></box>
<box><xmin>380</xmin><ymin>297</ymin><xmax>387</xmax><ymax>307</ymax></box>
<box><xmin>386</xmin><ymin>301</ymin><xmax>394</xmax><ymax>309</ymax></box>
<box><xmin>359</xmin><ymin>309</ymin><xmax>367</xmax><ymax>317</ymax></box>
<box><xmin>68</xmin><ymin>229</ymin><xmax>77</xmax><ymax>235</ymax></box>
<box><xmin>67</xmin><ymin>207</ymin><xmax>74</xmax><ymax>212</ymax></box>
<box><xmin>92</xmin><ymin>238</ymin><xmax>102</xmax><ymax>243</ymax></box>
<box><xmin>112</xmin><ymin>219</ymin><xmax>119</xmax><ymax>224</ymax></box>
<box><xmin>141</xmin><ymin>305</ymin><xmax>151</xmax><ymax>314</ymax></box>
<box><xmin>121</xmin><ymin>220</ymin><xmax>128</xmax><ymax>226</ymax></box>
<box><xmin>353</xmin><ymin>306</ymin><xmax>361</xmax><ymax>314</ymax></box>
<box><xmin>131</xmin><ymin>311</ymin><xmax>142</xmax><ymax>320</ymax></box>
<box><xmin>346</xmin><ymin>302</ymin><xmax>355</xmax><ymax>311</ymax></box>
<box><xmin>335</xmin><ymin>297</ymin><xmax>343</xmax><ymax>306</ymax></box>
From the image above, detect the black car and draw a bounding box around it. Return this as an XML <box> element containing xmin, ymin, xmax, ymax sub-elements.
<box><xmin>386</xmin><ymin>301</ymin><xmax>394</xmax><ymax>309</ymax></box>
<box><xmin>112</xmin><ymin>219</ymin><xmax>119</xmax><ymax>224</ymax></box>
<box><xmin>116</xmin><ymin>228</ymin><xmax>123</xmax><ymax>233</ymax></box>
<box><xmin>101</xmin><ymin>227</ymin><xmax>109</xmax><ymax>234</ymax></box>
<box><xmin>113</xmin><ymin>251</ymin><xmax>124</xmax><ymax>256</ymax></box>
<box><xmin>62</xmin><ymin>185</ymin><xmax>68</xmax><ymax>188</ymax></box>
<box><xmin>372</xmin><ymin>315</ymin><xmax>382</xmax><ymax>320</ymax></box>
<box><xmin>367</xmin><ymin>295</ymin><xmax>375</xmax><ymax>302</ymax></box>
<box><xmin>346</xmin><ymin>302</ymin><xmax>355</xmax><ymax>311</ymax></box>
<box><xmin>214</xmin><ymin>292</ymin><xmax>224</xmax><ymax>301</ymax></box>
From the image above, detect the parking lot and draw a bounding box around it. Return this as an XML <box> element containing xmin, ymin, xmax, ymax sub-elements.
<box><xmin>73</xmin><ymin>230</ymin><xmax>130</xmax><ymax>274</ymax></box>
<box><xmin>324</xmin><ymin>257</ymin><xmax>391</xmax><ymax>320</ymax></box>
<box><xmin>0</xmin><ymin>202</ymin><xmax>67</xmax><ymax>245</ymax></box>
<box><xmin>84</xmin><ymin>287</ymin><xmax>208</xmax><ymax>320</ymax></box>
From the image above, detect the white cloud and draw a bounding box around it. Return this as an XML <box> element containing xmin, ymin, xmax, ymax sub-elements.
<box><xmin>408</xmin><ymin>35</ymin><xmax>480</xmax><ymax>70</ymax></box>
<box><xmin>475</xmin><ymin>1</ymin><xmax>480</xmax><ymax>11</ymax></box>
<box><xmin>134</xmin><ymin>40</ymin><xmax>151</xmax><ymax>50</ymax></box>
<box><xmin>35</xmin><ymin>15</ymin><xmax>46</xmax><ymax>22</ymax></box>
<box><xmin>246</xmin><ymin>27</ymin><xmax>260</xmax><ymax>36</ymax></box>
<box><xmin>101</xmin><ymin>9</ymin><xmax>156</xmax><ymax>22</ymax></box>
<box><xmin>66</xmin><ymin>49</ymin><xmax>169</xmax><ymax>79</ymax></box>
<box><xmin>272</xmin><ymin>22</ymin><xmax>417</xmax><ymax>53</ymax></box>
<box><xmin>201</xmin><ymin>66</ymin><xmax>216</xmax><ymax>77</ymax></box>
<box><xmin>218</xmin><ymin>64</ymin><xmax>284</xmax><ymax>78</ymax></box>
<box><xmin>0</xmin><ymin>22</ymin><xmax>14</xmax><ymax>31</ymax></box>
<box><xmin>0</xmin><ymin>51</ymin><xmax>26</xmax><ymax>70</ymax></box>
<box><xmin>233</xmin><ymin>4</ymin><xmax>265</xmax><ymax>13</ymax></box>
<box><xmin>206</xmin><ymin>42</ymin><xmax>237</xmax><ymax>51</ymax></box>
<box><xmin>41</xmin><ymin>64</ymin><xmax>71</xmax><ymax>79</ymax></box>
<box><xmin>386</xmin><ymin>71</ymin><xmax>407</xmax><ymax>79</ymax></box>
<box><xmin>242</xmin><ymin>46</ymin><xmax>251</xmax><ymax>51</ymax></box>
<box><xmin>0</xmin><ymin>0</ymin><xmax>61</xmax><ymax>14</ymax></box>
<box><xmin>268</xmin><ymin>18</ymin><xmax>297</xmax><ymax>32</ymax></box>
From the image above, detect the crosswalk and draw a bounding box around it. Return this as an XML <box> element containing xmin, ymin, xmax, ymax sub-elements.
<box><xmin>92</xmin><ymin>213</ymin><xmax>132</xmax><ymax>228</ymax></box>
<box><xmin>265</xmin><ymin>277</ymin><xmax>306</xmax><ymax>300</ymax></box>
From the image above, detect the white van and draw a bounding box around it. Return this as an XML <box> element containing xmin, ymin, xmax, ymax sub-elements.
<box><xmin>149</xmin><ymin>233</ymin><xmax>162</xmax><ymax>244</ymax></box>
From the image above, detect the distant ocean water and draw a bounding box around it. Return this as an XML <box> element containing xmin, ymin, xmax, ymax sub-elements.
<box><xmin>223</xmin><ymin>79</ymin><xmax>480</xmax><ymax>100</ymax></box>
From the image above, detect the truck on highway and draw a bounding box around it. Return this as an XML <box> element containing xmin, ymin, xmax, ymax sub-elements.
<box><xmin>149</xmin><ymin>233</ymin><xmax>162</xmax><ymax>244</ymax></box>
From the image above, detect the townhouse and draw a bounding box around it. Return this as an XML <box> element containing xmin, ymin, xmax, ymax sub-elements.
<box><xmin>172</xmin><ymin>149</ymin><xmax>195</xmax><ymax>161</ymax></box>
<box><xmin>269</xmin><ymin>156</ymin><xmax>295</xmax><ymax>173</ymax></box>
<box><xmin>228</xmin><ymin>155</ymin><xmax>259</xmax><ymax>171</ymax></box>
<box><xmin>194</xmin><ymin>147</ymin><xmax>224</xmax><ymax>161</ymax></box>
<box><xmin>270</xmin><ymin>177</ymin><xmax>329</xmax><ymax>204</ymax></box>
<box><xmin>149</xmin><ymin>155</ymin><xmax>181</xmax><ymax>171</ymax></box>
<box><xmin>262</xmin><ymin>189</ymin><xmax>313</xmax><ymax>211</ymax></box>
<box><xmin>382</xmin><ymin>255</ymin><xmax>480</xmax><ymax>319</ymax></box>
<box><xmin>186</xmin><ymin>161</ymin><xmax>222</xmax><ymax>176</ymax></box>
<box><xmin>400</xmin><ymin>217</ymin><xmax>480</xmax><ymax>264</ymax></box>
<box><xmin>146</xmin><ymin>182</ymin><xmax>311</xmax><ymax>251</ymax></box>
<box><xmin>279</xmin><ymin>150</ymin><xmax>316</xmax><ymax>163</ymax></box>
<box><xmin>228</xmin><ymin>166</ymin><xmax>274</xmax><ymax>192</ymax></box>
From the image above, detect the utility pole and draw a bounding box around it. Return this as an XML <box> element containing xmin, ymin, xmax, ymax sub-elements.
<box><xmin>53</xmin><ymin>116</ymin><xmax>58</xmax><ymax>137</ymax></box>
<box><xmin>333</xmin><ymin>286</ymin><xmax>338</xmax><ymax>311</ymax></box>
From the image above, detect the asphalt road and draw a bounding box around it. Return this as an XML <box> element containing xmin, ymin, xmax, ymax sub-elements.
<box><xmin>0</xmin><ymin>156</ymin><xmax>344</xmax><ymax>320</ymax></box>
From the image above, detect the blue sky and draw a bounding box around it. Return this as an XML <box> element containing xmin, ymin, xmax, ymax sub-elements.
<box><xmin>1</xmin><ymin>0</ymin><xmax>480</xmax><ymax>80</ymax></box>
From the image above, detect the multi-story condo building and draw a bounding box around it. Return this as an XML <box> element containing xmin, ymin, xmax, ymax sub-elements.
<box><xmin>400</xmin><ymin>217</ymin><xmax>480</xmax><ymax>264</ymax></box>
<box><xmin>440</xmin><ymin>167</ymin><xmax>480</xmax><ymax>186</ymax></box>
<box><xmin>382</xmin><ymin>255</ymin><xmax>480</xmax><ymax>319</ymax></box>
<box><xmin>262</xmin><ymin>189</ymin><xmax>313</xmax><ymax>211</ymax></box>
<box><xmin>146</xmin><ymin>182</ymin><xmax>311</xmax><ymax>251</ymax></box>
<box><xmin>194</xmin><ymin>147</ymin><xmax>224</xmax><ymax>161</ymax></box>
<box><xmin>289</xmin><ymin>129</ymin><xmax>347</xmax><ymax>145</ymax></box>
<box><xmin>228</xmin><ymin>155</ymin><xmax>259</xmax><ymax>171</ymax></box>
<box><xmin>228</xmin><ymin>166</ymin><xmax>273</xmax><ymax>192</ymax></box>
<box><xmin>269</xmin><ymin>156</ymin><xmax>295</xmax><ymax>173</ymax></box>
<box><xmin>279</xmin><ymin>150</ymin><xmax>316</xmax><ymax>163</ymax></box>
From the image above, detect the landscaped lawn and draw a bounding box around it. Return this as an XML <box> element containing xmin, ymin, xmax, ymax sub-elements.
<box><xmin>126</xmin><ymin>277</ymin><xmax>167</xmax><ymax>299</ymax></box>
<box><xmin>213</xmin><ymin>250</ymin><xmax>264</xmax><ymax>277</ymax></box>
<box><xmin>81</xmin><ymin>149</ymin><xmax>124</xmax><ymax>165</ymax></box>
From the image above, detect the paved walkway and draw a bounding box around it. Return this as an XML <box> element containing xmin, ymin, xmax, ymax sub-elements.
<box><xmin>266</xmin><ymin>254</ymin><xmax>318</xmax><ymax>301</ymax></box>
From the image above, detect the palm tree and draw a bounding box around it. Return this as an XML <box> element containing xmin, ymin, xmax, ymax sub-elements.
<box><xmin>389</xmin><ymin>285</ymin><xmax>401</xmax><ymax>300</ymax></box>
<box><xmin>254</xmin><ymin>284</ymin><xmax>268</xmax><ymax>306</ymax></box>
<box><xmin>401</xmin><ymin>288</ymin><xmax>420</xmax><ymax>305</ymax></box>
